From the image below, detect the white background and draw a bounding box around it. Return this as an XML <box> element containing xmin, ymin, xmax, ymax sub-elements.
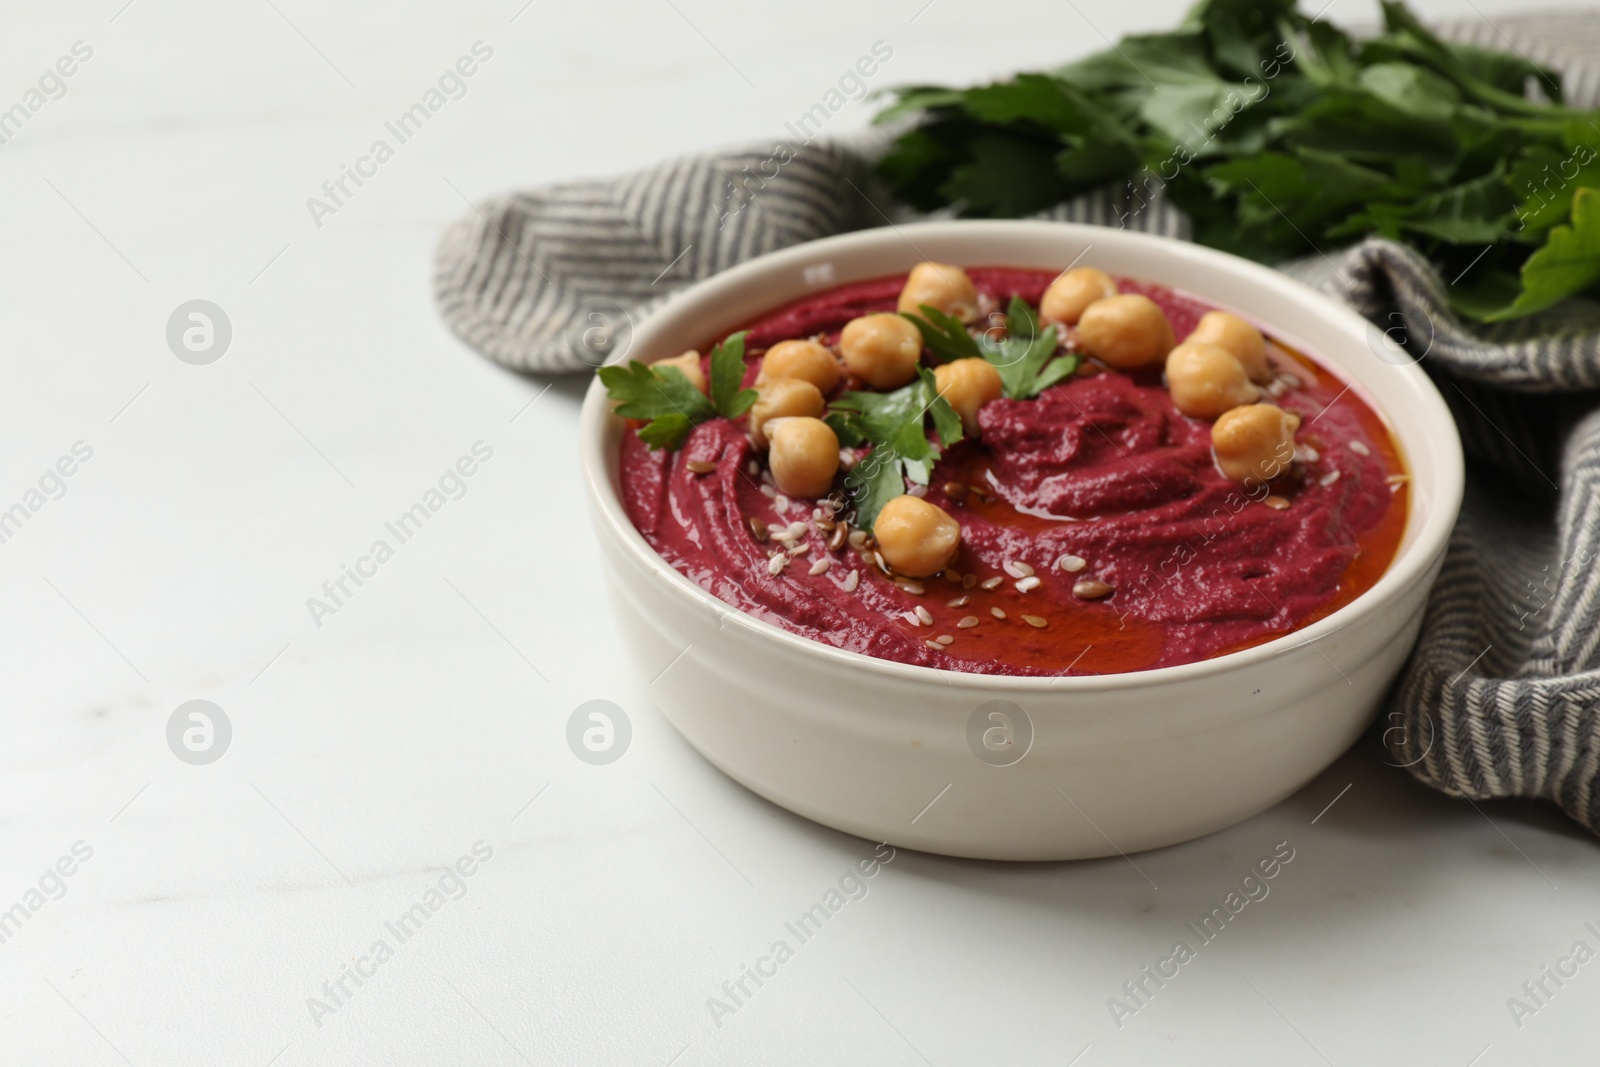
<box><xmin>3</xmin><ymin>0</ymin><xmax>1598</xmax><ymax>1064</ymax></box>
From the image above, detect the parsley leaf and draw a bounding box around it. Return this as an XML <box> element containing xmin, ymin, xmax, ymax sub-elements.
<box><xmin>637</xmin><ymin>412</ymin><xmax>699</xmax><ymax>450</ymax></box>
<box><xmin>921</xmin><ymin>367</ymin><xmax>966</xmax><ymax>449</ymax></box>
<box><xmin>597</xmin><ymin>360</ymin><xmax>714</xmax><ymax>450</ymax></box>
<box><xmin>709</xmin><ymin>331</ymin><xmax>758</xmax><ymax>418</ymax></box>
<box><xmin>826</xmin><ymin>374</ymin><xmax>965</xmax><ymax>528</ymax></box>
<box><xmin>976</xmin><ymin>297</ymin><xmax>1078</xmax><ymax>398</ymax></box>
<box><xmin>598</xmin><ymin>331</ymin><xmax>755</xmax><ymax>450</ymax></box>
<box><xmin>1483</xmin><ymin>186</ymin><xmax>1600</xmax><ymax>321</ymax></box>
<box><xmin>844</xmin><ymin>442</ymin><xmax>915</xmax><ymax>531</ymax></box>
<box><xmin>1507</xmin><ymin>121</ymin><xmax>1600</xmax><ymax>238</ymax></box>
<box><xmin>901</xmin><ymin>304</ymin><xmax>981</xmax><ymax>362</ymax></box>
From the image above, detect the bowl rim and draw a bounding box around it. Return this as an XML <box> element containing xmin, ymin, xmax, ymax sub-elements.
<box><xmin>578</xmin><ymin>219</ymin><xmax>1465</xmax><ymax>693</ymax></box>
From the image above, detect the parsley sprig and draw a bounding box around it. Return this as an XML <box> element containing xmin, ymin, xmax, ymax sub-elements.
<box><xmin>598</xmin><ymin>332</ymin><xmax>758</xmax><ymax>450</ymax></box>
<box><xmin>902</xmin><ymin>304</ymin><xmax>981</xmax><ymax>362</ymax></box>
<box><xmin>976</xmin><ymin>297</ymin><xmax>1079</xmax><ymax>398</ymax></box>
<box><xmin>708</xmin><ymin>333</ymin><xmax>759</xmax><ymax>417</ymax></box>
<box><xmin>903</xmin><ymin>297</ymin><xmax>1079</xmax><ymax>398</ymax></box>
<box><xmin>827</xmin><ymin>369</ymin><xmax>964</xmax><ymax>528</ymax></box>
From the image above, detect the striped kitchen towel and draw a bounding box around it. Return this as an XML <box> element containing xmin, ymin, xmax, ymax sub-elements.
<box><xmin>434</xmin><ymin>12</ymin><xmax>1600</xmax><ymax>833</ymax></box>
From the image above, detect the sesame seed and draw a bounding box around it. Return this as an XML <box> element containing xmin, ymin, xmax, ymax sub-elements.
<box><xmin>943</xmin><ymin>481</ymin><xmax>968</xmax><ymax>500</ymax></box>
<box><xmin>760</xmin><ymin>484</ymin><xmax>777</xmax><ymax>499</ymax></box>
<box><xmin>1072</xmin><ymin>579</ymin><xmax>1113</xmax><ymax>600</ymax></box>
<box><xmin>848</xmin><ymin>529</ymin><xmax>868</xmax><ymax>548</ymax></box>
<box><xmin>907</xmin><ymin>484</ymin><xmax>927</xmax><ymax>498</ymax></box>
<box><xmin>839</xmin><ymin>449</ymin><xmax>858</xmax><ymax>471</ymax></box>
<box><xmin>774</xmin><ymin>495</ymin><xmax>791</xmax><ymax>514</ymax></box>
<box><xmin>948</xmin><ymin>595</ymin><xmax>970</xmax><ymax>608</ymax></box>
<box><xmin>1297</xmin><ymin>446</ymin><xmax>1319</xmax><ymax>464</ymax></box>
<box><xmin>1058</xmin><ymin>554</ymin><xmax>1087</xmax><ymax>573</ymax></box>
<box><xmin>991</xmin><ymin>608</ymin><xmax>1006</xmax><ymax>619</ymax></box>
<box><xmin>1280</xmin><ymin>373</ymin><xmax>1302</xmax><ymax>389</ymax></box>
<box><xmin>934</xmin><ymin>635</ymin><xmax>953</xmax><ymax>646</ymax></box>
<box><xmin>943</xmin><ymin>568</ymin><xmax>962</xmax><ymax>583</ymax></box>
<box><xmin>980</xmin><ymin>576</ymin><xmax>1004</xmax><ymax>591</ymax></box>
<box><xmin>924</xmin><ymin>640</ymin><xmax>945</xmax><ymax>652</ymax></box>
<box><xmin>767</xmin><ymin>554</ymin><xmax>787</xmax><ymax>576</ymax></box>
<box><xmin>1319</xmin><ymin>470</ymin><xmax>1341</xmax><ymax>487</ymax></box>
<box><xmin>748</xmin><ymin>517</ymin><xmax>769</xmax><ymax>543</ymax></box>
<box><xmin>1265</xmin><ymin>495</ymin><xmax>1291</xmax><ymax>510</ymax></box>
<box><xmin>809</xmin><ymin>558</ymin><xmax>830</xmax><ymax>576</ymax></box>
<box><xmin>874</xmin><ymin>552</ymin><xmax>890</xmax><ymax>574</ymax></box>
<box><xmin>898</xmin><ymin>580</ymin><xmax>925</xmax><ymax>595</ymax></box>
<box><xmin>1003</xmin><ymin>559</ymin><xmax>1035</xmax><ymax>578</ymax></box>
<box><xmin>915</xmin><ymin>606</ymin><xmax>934</xmax><ymax>626</ymax></box>
<box><xmin>747</xmin><ymin>461</ymin><xmax>760</xmax><ymax>477</ymax></box>
<box><xmin>1350</xmin><ymin>441</ymin><xmax>1371</xmax><ymax>456</ymax></box>
<box><xmin>963</xmin><ymin>574</ymin><xmax>977</xmax><ymax>589</ymax></box>
<box><xmin>1016</xmin><ymin>576</ymin><xmax>1041</xmax><ymax>593</ymax></box>
<box><xmin>785</xmin><ymin>521</ymin><xmax>807</xmax><ymax>540</ymax></box>
<box><xmin>788</xmin><ymin>543</ymin><xmax>811</xmax><ymax>557</ymax></box>
<box><xmin>842</xmin><ymin>570</ymin><xmax>860</xmax><ymax>592</ymax></box>
<box><xmin>1021</xmin><ymin>614</ymin><xmax>1048</xmax><ymax>628</ymax></box>
<box><xmin>957</xmin><ymin>616</ymin><xmax>979</xmax><ymax>628</ymax></box>
<box><xmin>686</xmin><ymin>459</ymin><xmax>716</xmax><ymax>474</ymax></box>
<box><xmin>829</xmin><ymin>523</ymin><xmax>849</xmax><ymax>551</ymax></box>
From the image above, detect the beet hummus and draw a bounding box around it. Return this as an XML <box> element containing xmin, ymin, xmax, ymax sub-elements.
<box><xmin>616</xmin><ymin>267</ymin><xmax>1407</xmax><ymax>677</ymax></box>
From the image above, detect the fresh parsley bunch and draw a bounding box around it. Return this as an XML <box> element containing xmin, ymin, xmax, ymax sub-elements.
<box><xmin>597</xmin><ymin>332</ymin><xmax>758</xmax><ymax>449</ymax></box>
<box><xmin>875</xmin><ymin>0</ymin><xmax>1600</xmax><ymax>321</ymax></box>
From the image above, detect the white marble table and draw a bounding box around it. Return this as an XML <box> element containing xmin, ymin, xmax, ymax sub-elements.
<box><xmin>4</xmin><ymin>0</ymin><xmax>1598</xmax><ymax>1063</ymax></box>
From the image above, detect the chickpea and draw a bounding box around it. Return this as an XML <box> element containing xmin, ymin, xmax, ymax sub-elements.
<box><xmin>897</xmin><ymin>261</ymin><xmax>979</xmax><ymax>323</ymax></box>
<box><xmin>1185</xmin><ymin>311</ymin><xmax>1271</xmax><ymax>382</ymax></box>
<box><xmin>933</xmin><ymin>358</ymin><xmax>1003</xmax><ymax>435</ymax></box>
<box><xmin>1076</xmin><ymin>294</ymin><xmax>1175</xmax><ymax>370</ymax></box>
<box><xmin>840</xmin><ymin>313</ymin><xmax>923</xmax><ymax>390</ymax></box>
<box><xmin>1040</xmin><ymin>267</ymin><xmax>1118</xmax><ymax>325</ymax></box>
<box><xmin>873</xmin><ymin>495</ymin><xmax>962</xmax><ymax>578</ymax></box>
<box><xmin>767</xmin><ymin>417</ymin><xmax>840</xmax><ymax>499</ymax></box>
<box><xmin>1165</xmin><ymin>342</ymin><xmax>1260</xmax><ymax>420</ymax></box>
<box><xmin>1212</xmin><ymin>404</ymin><xmax>1301</xmax><ymax>485</ymax></box>
<box><xmin>654</xmin><ymin>350</ymin><xmax>706</xmax><ymax>394</ymax></box>
<box><xmin>758</xmin><ymin>339</ymin><xmax>841</xmax><ymax>394</ymax></box>
<box><xmin>749</xmin><ymin>377</ymin><xmax>824</xmax><ymax>449</ymax></box>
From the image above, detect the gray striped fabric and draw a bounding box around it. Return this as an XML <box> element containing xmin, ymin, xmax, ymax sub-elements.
<box><xmin>434</xmin><ymin>14</ymin><xmax>1600</xmax><ymax>833</ymax></box>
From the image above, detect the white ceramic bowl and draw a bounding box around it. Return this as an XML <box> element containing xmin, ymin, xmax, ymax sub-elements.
<box><xmin>579</xmin><ymin>221</ymin><xmax>1463</xmax><ymax>861</ymax></box>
